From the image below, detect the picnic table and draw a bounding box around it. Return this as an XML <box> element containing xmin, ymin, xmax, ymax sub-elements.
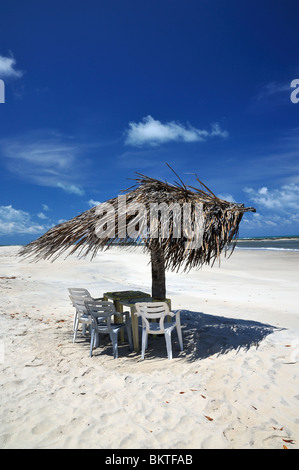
<box><xmin>103</xmin><ymin>290</ymin><xmax>171</xmax><ymax>351</ymax></box>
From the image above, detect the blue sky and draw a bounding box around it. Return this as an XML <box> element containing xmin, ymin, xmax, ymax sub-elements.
<box><xmin>1</xmin><ymin>0</ymin><xmax>299</xmax><ymax>244</ymax></box>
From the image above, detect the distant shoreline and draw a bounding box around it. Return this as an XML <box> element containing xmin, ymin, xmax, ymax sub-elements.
<box><xmin>2</xmin><ymin>235</ymin><xmax>299</xmax><ymax>253</ymax></box>
<box><xmin>1</xmin><ymin>235</ymin><xmax>299</xmax><ymax>247</ymax></box>
<box><xmin>235</xmin><ymin>236</ymin><xmax>299</xmax><ymax>252</ymax></box>
<box><xmin>236</xmin><ymin>235</ymin><xmax>299</xmax><ymax>241</ymax></box>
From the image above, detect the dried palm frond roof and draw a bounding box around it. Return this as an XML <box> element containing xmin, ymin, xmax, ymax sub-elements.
<box><xmin>19</xmin><ymin>168</ymin><xmax>255</xmax><ymax>272</ymax></box>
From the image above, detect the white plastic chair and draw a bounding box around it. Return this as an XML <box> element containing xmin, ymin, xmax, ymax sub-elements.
<box><xmin>84</xmin><ymin>299</ymin><xmax>133</xmax><ymax>358</ymax></box>
<box><xmin>135</xmin><ymin>302</ymin><xmax>183</xmax><ymax>360</ymax></box>
<box><xmin>68</xmin><ymin>288</ymin><xmax>103</xmax><ymax>343</ymax></box>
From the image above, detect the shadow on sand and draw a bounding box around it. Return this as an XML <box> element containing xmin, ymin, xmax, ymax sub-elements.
<box><xmin>180</xmin><ymin>310</ymin><xmax>284</xmax><ymax>361</ymax></box>
<box><xmin>72</xmin><ymin>310</ymin><xmax>284</xmax><ymax>362</ymax></box>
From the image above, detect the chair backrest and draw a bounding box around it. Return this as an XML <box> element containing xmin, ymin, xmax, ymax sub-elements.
<box><xmin>84</xmin><ymin>300</ymin><xmax>116</xmax><ymax>331</ymax></box>
<box><xmin>68</xmin><ymin>288</ymin><xmax>91</xmax><ymax>301</ymax></box>
<box><xmin>68</xmin><ymin>288</ymin><xmax>92</xmax><ymax>313</ymax></box>
<box><xmin>135</xmin><ymin>302</ymin><xmax>170</xmax><ymax>333</ymax></box>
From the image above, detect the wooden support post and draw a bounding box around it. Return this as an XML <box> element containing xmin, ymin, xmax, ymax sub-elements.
<box><xmin>150</xmin><ymin>243</ymin><xmax>166</xmax><ymax>300</ymax></box>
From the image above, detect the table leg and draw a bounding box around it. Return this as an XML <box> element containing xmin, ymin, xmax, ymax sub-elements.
<box><xmin>115</xmin><ymin>300</ymin><xmax>125</xmax><ymax>343</ymax></box>
<box><xmin>130</xmin><ymin>305</ymin><xmax>140</xmax><ymax>352</ymax></box>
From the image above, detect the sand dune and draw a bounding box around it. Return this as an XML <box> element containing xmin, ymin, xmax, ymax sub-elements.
<box><xmin>0</xmin><ymin>245</ymin><xmax>298</xmax><ymax>449</ymax></box>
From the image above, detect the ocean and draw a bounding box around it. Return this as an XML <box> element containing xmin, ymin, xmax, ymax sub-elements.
<box><xmin>235</xmin><ymin>236</ymin><xmax>299</xmax><ymax>252</ymax></box>
<box><xmin>1</xmin><ymin>237</ymin><xmax>299</xmax><ymax>252</ymax></box>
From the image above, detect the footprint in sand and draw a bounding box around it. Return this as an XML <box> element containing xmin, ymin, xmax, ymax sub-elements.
<box><xmin>32</xmin><ymin>420</ymin><xmax>55</xmax><ymax>436</ymax></box>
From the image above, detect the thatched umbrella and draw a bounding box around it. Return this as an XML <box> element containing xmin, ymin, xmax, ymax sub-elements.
<box><xmin>19</xmin><ymin>166</ymin><xmax>256</xmax><ymax>299</ymax></box>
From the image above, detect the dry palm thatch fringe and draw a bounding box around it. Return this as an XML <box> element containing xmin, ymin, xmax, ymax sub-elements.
<box><xmin>19</xmin><ymin>168</ymin><xmax>256</xmax><ymax>275</ymax></box>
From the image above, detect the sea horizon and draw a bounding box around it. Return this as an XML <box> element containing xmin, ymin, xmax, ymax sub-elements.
<box><xmin>235</xmin><ymin>235</ymin><xmax>299</xmax><ymax>251</ymax></box>
<box><xmin>237</xmin><ymin>235</ymin><xmax>299</xmax><ymax>240</ymax></box>
<box><xmin>1</xmin><ymin>234</ymin><xmax>299</xmax><ymax>252</ymax></box>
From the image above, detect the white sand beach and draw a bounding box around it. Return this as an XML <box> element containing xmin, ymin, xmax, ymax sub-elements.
<box><xmin>0</xmin><ymin>245</ymin><xmax>298</xmax><ymax>449</ymax></box>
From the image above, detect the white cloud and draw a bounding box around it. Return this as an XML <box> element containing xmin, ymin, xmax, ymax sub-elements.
<box><xmin>243</xmin><ymin>184</ymin><xmax>299</xmax><ymax>232</ymax></box>
<box><xmin>250</xmin><ymin>80</ymin><xmax>292</xmax><ymax>111</ymax></box>
<box><xmin>243</xmin><ymin>211</ymin><xmax>299</xmax><ymax>230</ymax></box>
<box><xmin>253</xmin><ymin>81</ymin><xmax>291</xmax><ymax>105</ymax></box>
<box><xmin>0</xmin><ymin>132</ymin><xmax>85</xmax><ymax>195</ymax></box>
<box><xmin>258</xmin><ymin>187</ymin><xmax>268</xmax><ymax>195</ymax></box>
<box><xmin>244</xmin><ymin>183</ymin><xmax>299</xmax><ymax>212</ymax></box>
<box><xmin>216</xmin><ymin>193</ymin><xmax>236</xmax><ymax>203</ymax></box>
<box><xmin>88</xmin><ymin>199</ymin><xmax>101</xmax><ymax>207</ymax></box>
<box><xmin>259</xmin><ymin>81</ymin><xmax>290</xmax><ymax>97</ymax></box>
<box><xmin>56</xmin><ymin>182</ymin><xmax>84</xmax><ymax>196</ymax></box>
<box><xmin>0</xmin><ymin>54</ymin><xmax>23</xmax><ymax>78</ymax></box>
<box><xmin>125</xmin><ymin>115</ymin><xmax>228</xmax><ymax>146</ymax></box>
<box><xmin>37</xmin><ymin>212</ymin><xmax>48</xmax><ymax>219</ymax></box>
<box><xmin>0</xmin><ymin>205</ymin><xmax>48</xmax><ymax>235</ymax></box>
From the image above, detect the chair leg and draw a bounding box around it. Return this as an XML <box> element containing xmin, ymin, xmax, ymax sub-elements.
<box><xmin>165</xmin><ymin>331</ymin><xmax>173</xmax><ymax>360</ymax></box>
<box><xmin>177</xmin><ymin>326</ymin><xmax>183</xmax><ymax>351</ymax></box>
<box><xmin>73</xmin><ymin>312</ymin><xmax>77</xmax><ymax>331</ymax></box>
<box><xmin>90</xmin><ymin>330</ymin><xmax>100</xmax><ymax>357</ymax></box>
<box><xmin>126</xmin><ymin>324</ymin><xmax>133</xmax><ymax>352</ymax></box>
<box><xmin>145</xmin><ymin>331</ymin><xmax>148</xmax><ymax>350</ymax></box>
<box><xmin>141</xmin><ymin>329</ymin><xmax>147</xmax><ymax>360</ymax></box>
<box><xmin>110</xmin><ymin>332</ymin><xmax>119</xmax><ymax>359</ymax></box>
<box><xmin>90</xmin><ymin>329</ymin><xmax>94</xmax><ymax>357</ymax></box>
<box><xmin>73</xmin><ymin>316</ymin><xmax>79</xmax><ymax>343</ymax></box>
